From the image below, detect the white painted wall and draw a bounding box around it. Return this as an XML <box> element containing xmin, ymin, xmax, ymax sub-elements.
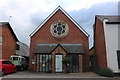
<box><xmin>103</xmin><ymin>20</ymin><xmax>119</xmax><ymax>73</ymax></box>
<box><xmin>118</xmin><ymin>26</ymin><xmax>120</xmax><ymax>50</ymax></box>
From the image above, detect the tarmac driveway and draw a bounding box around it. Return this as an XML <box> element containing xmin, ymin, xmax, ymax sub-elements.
<box><xmin>1</xmin><ymin>71</ymin><xmax>120</xmax><ymax>80</ymax></box>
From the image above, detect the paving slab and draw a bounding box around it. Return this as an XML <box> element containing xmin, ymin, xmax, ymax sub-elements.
<box><xmin>1</xmin><ymin>71</ymin><xmax>120</xmax><ymax>80</ymax></box>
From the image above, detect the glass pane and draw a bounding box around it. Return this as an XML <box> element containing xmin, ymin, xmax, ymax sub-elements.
<box><xmin>2</xmin><ymin>61</ymin><xmax>13</xmax><ymax>65</ymax></box>
<box><xmin>46</xmin><ymin>55</ymin><xmax>48</xmax><ymax>71</ymax></box>
<box><xmin>117</xmin><ymin>51</ymin><xmax>120</xmax><ymax>69</ymax></box>
<box><xmin>58</xmin><ymin>23</ymin><xmax>61</xmax><ymax>26</ymax></box>
<box><xmin>58</xmin><ymin>32</ymin><xmax>61</xmax><ymax>35</ymax></box>
<box><xmin>62</xmin><ymin>30</ymin><xmax>65</xmax><ymax>33</ymax></box>
<box><xmin>55</xmin><ymin>55</ymin><xmax>62</xmax><ymax>72</ymax></box>
<box><xmin>62</xmin><ymin>25</ymin><xmax>65</xmax><ymax>28</ymax></box>
<box><xmin>39</xmin><ymin>54</ymin><xmax>52</xmax><ymax>72</ymax></box>
<box><xmin>42</xmin><ymin>55</ymin><xmax>45</xmax><ymax>72</ymax></box>
<box><xmin>48</xmin><ymin>55</ymin><xmax>52</xmax><ymax>71</ymax></box>
<box><xmin>57</xmin><ymin>27</ymin><xmax>62</xmax><ymax>32</ymax></box>
<box><xmin>54</xmin><ymin>30</ymin><xmax>57</xmax><ymax>33</ymax></box>
<box><xmin>67</xmin><ymin>54</ymin><xmax>79</xmax><ymax>73</ymax></box>
<box><xmin>13</xmin><ymin>57</ymin><xmax>18</xmax><ymax>61</ymax></box>
<box><xmin>40</xmin><ymin>55</ymin><xmax>42</xmax><ymax>72</ymax></box>
<box><xmin>54</xmin><ymin>25</ymin><xmax>57</xmax><ymax>28</ymax></box>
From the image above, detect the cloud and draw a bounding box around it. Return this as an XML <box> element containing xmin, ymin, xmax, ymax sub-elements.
<box><xmin>118</xmin><ymin>1</ymin><xmax>120</xmax><ymax>15</ymax></box>
<box><xmin>63</xmin><ymin>0</ymin><xmax>119</xmax><ymax>11</ymax></box>
<box><xmin>0</xmin><ymin>0</ymin><xmax>119</xmax><ymax>48</ymax></box>
<box><xmin>68</xmin><ymin>2</ymin><xmax>118</xmax><ymax>48</ymax></box>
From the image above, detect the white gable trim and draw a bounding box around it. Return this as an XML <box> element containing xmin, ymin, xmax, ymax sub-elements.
<box><xmin>30</xmin><ymin>6</ymin><xmax>89</xmax><ymax>37</ymax></box>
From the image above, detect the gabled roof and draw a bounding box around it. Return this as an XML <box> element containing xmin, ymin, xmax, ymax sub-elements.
<box><xmin>34</xmin><ymin>44</ymin><xmax>84</xmax><ymax>54</ymax></box>
<box><xmin>34</xmin><ymin>44</ymin><xmax>57</xmax><ymax>53</ymax></box>
<box><xmin>96</xmin><ymin>15</ymin><xmax>120</xmax><ymax>22</ymax></box>
<box><xmin>30</xmin><ymin>6</ymin><xmax>89</xmax><ymax>37</ymax></box>
<box><xmin>61</xmin><ymin>44</ymin><xmax>84</xmax><ymax>53</ymax></box>
<box><xmin>0</xmin><ymin>22</ymin><xmax>19</xmax><ymax>41</ymax></box>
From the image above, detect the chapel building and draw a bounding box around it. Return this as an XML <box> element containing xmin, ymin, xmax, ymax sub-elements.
<box><xmin>29</xmin><ymin>6</ymin><xmax>90</xmax><ymax>73</ymax></box>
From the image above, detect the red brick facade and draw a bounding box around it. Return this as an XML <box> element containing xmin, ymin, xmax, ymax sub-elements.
<box><xmin>94</xmin><ymin>17</ymin><xmax>107</xmax><ymax>68</ymax></box>
<box><xmin>29</xmin><ymin>7</ymin><xmax>89</xmax><ymax>72</ymax></box>
<box><xmin>0</xmin><ymin>27</ymin><xmax>2</xmax><ymax>59</ymax></box>
<box><xmin>0</xmin><ymin>23</ymin><xmax>18</xmax><ymax>59</ymax></box>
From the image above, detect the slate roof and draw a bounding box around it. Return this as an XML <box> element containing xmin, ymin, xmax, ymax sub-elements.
<box><xmin>34</xmin><ymin>44</ymin><xmax>84</xmax><ymax>54</ymax></box>
<box><xmin>96</xmin><ymin>15</ymin><xmax>120</xmax><ymax>22</ymax></box>
<box><xmin>0</xmin><ymin>22</ymin><xmax>19</xmax><ymax>41</ymax></box>
<box><xmin>61</xmin><ymin>44</ymin><xmax>84</xmax><ymax>53</ymax></box>
<box><xmin>34</xmin><ymin>44</ymin><xmax>57</xmax><ymax>53</ymax></box>
<box><xmin>16</xmin><ymin>42</ymin><xmax>29</xmax><ymax>57</ymax></box>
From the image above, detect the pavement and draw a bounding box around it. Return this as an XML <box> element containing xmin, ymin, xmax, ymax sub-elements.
<box><xmin>1</xmin><ymin>71</ymin><xmax>120</xmax><ymax>80</ymax></box>
<box><xmin>3</xmin><ymin>71</ymin><xmax>101</xmax><ymax>78</ymax></box>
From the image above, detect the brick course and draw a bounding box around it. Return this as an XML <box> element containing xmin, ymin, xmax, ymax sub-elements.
<box><xmin>0</xmin><ymin>24</ymin><xmax>17</xmax><ymax>59</ymax></box>
<box><xmin>94</xmin><ymin>17</ymin><xmax>107</xmax><ymax>68</ymax></box>
<box><xmin>29</xmin><ymin>9</ymin><xmax>89</xmax><ymax>72</ymax></box>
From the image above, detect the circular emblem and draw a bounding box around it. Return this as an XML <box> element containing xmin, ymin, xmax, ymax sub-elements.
<box><xmin>50</xmin><ymin>20</ymin><xmax>69</xmax><ymax>38</ymax></box>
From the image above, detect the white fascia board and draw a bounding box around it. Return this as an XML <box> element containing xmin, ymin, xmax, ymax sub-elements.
<box><xmin>30</xmin><ymin>6</ymin><xmax>89</xmax><ymax>37</ymax></box>
<box><xmin>29</xmin><ymin>7</ymin><xmax>60</xmax><ymax>37</ymax></box>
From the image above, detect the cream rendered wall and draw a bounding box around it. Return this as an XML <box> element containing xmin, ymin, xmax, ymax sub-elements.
<box><xmin>103</xmin><ymin>20</ymin><xmax>119</xmax><ymax>73</ymax></box>
<box><xmin>118</xmin><ymin>26</ymin><xmax>120</xmax><ymax>49</ymax></box>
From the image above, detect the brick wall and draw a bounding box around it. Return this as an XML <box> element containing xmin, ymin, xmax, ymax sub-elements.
<box><xmin>29</xmin><ymin>10</ymin><xmax>89</xmax><ymax>72</ymax></box>
<box><xmin>1</xmin><ymin>24</ymin><xmax>17</xmax><ymax>59</ymax></box>
<box><xmin>94</xmin><ymin>17</ymin><xmax>107</xmax><ymax>68</ymax></box>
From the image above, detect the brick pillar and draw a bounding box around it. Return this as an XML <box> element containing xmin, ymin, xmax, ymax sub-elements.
<box><xmin>79</xmin><ymin>55</ymin><xmax>83</xmax><ymax>72</ymax></box>
<box><xmin>63</xmin><ymin>54</ymin><xmax>66</xmax><ymax>73</ymax></box>
<box><xmin>52</xmin><ymin>52</ymin><xmax>55</xmax><ymax>72</ymax></box>
<box><xmin>34</xmin><ymin>55</ymin><xmax>37</xmax><ymax>72</ymax></box>
<box><xmin>36</xmin><ymin>54</ymin><xmax>40</xmax><ymax>72</ymax></box>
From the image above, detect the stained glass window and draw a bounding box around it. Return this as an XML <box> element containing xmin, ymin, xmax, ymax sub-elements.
<box><xmin>50</xmin><ymin>20</ymin><xmax>69</xmax><ymax>38</ymax></box>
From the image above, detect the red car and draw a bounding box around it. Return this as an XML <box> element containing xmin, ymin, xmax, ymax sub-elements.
<box><xmin>0</xmin><ymin>59</ymin><xmax>17</xmax><ymax>76</ymax></box>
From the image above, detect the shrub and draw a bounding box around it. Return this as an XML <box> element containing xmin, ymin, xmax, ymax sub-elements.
<box><xmin>62</xmin><ymin>57</ymin><xmax>71</xmax><ymax>64</ymax></box>
<box><xmin>96</xmin><ymin>68</ymin><xmax>114</xmax><ymax>77</ymax></box>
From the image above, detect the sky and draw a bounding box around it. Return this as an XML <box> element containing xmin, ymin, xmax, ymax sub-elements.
<box><xmin>0</xmin><ymin>0</ymin><xmax>119</xmax><ymax>48</ymax></box>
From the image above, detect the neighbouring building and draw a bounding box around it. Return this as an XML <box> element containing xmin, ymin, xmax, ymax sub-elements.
<box><xmin>15</xmin><ymin>41</ymin><xmax>29</xmax><ymax>62</ymax></box>
<box><xmin>0</xmin><ymin>22</ymin><xmax>19</xmax><ymax>59</ymax></box>
<box><xmin>29</xmin><ymin>6</ymin><xmax>90</xmax><ymax>73</ymax></box>
<box><xmin>0</xmin><ymin>22</ymin><xmax>29</xmax><ymax>61</ymax></box>
<box><xmin>16</xmin><ymin>42</ymin><xmax>29</xmax><ymax>57</ymax></box>
<box><xmin>89</xmin><ymin>46</ymin><xmax>97</xmax><ymax>71</ymax></box>
<box><xmin>93</xmin><ymin>15</ymin><xmax>120</xmax><ymax>73</ymax></box>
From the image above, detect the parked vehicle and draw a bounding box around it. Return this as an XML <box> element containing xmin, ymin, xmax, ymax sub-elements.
<box><xmin>10</xmin><ymin>55</ymin><xmax>28</xmax><ymax>71</ymax></box>
<box><xmin>0</xmin><ymin>59</ymin><xmax>17</xmax><ymax>76</ymax></box>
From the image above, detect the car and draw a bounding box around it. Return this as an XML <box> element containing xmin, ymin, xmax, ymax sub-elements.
<box><xmin>0</xmin><ymin>59</ymin><xmax>17</xmax><ymax>76</ymax></box>
<box><xmin>10</xmin><ymin>55</ymin><xmax>28</xmax><ymax>71</ymax></box>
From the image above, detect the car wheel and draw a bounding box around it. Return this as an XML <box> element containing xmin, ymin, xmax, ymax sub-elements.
<box><xmin>2</xmin><ymin>69</ymin><xmax>5</xmax><ymax>76</ymax></box>
<box><xmin>14</xmin><ymin>68</ymin><xmax>17</xmax><ymax>73</ymax></box>
<box><xmin>21</xmin><ymin>67</ymin><xmax>24</xmax><ymax>71</ymax></box>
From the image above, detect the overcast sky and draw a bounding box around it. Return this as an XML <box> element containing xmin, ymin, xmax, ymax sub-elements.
<box><xmin>0</xmin><ymin>0</ymin><xmax>119</xmax><ymax>48</ymax></box>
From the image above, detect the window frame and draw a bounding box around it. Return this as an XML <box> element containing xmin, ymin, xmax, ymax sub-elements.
<box><xmin>16</xmin><ymin>44</ymin><xmax>20</xmax><ymax>50</ymax></box>
<box><xmin>50</xmin><ymin>20</ymin><xmax>69</xmax><ymax>38</ymax></box>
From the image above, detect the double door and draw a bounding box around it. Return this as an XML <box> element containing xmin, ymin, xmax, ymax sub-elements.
<box><xmin>39</xmin><ymin>54</ymin><xmax>63</xmax><ymax>72</ymax></box>
<box><xmin>39</xmin><ymin>54</ymin><xmax>52</xmax><ymax>72</ymax></box>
